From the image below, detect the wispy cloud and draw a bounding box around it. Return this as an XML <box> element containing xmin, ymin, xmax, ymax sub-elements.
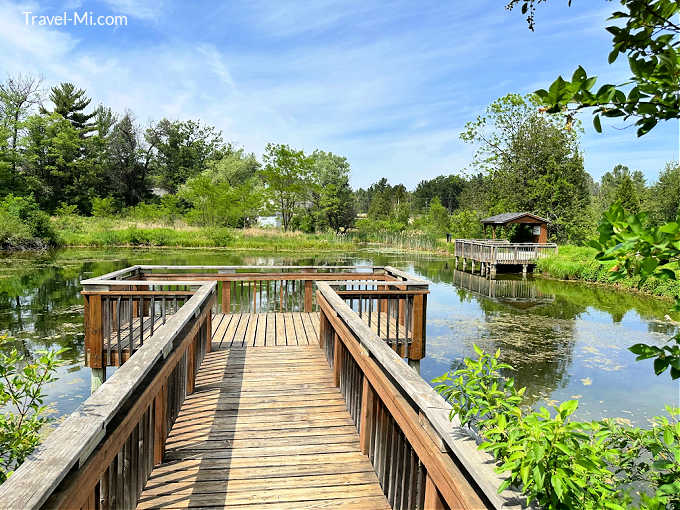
<box><xmin>0</xmin><ymin>0</ymin><xmax>675</xmax><ymax>188</ymax></box>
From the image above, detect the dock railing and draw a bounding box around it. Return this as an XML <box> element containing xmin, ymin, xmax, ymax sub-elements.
<box><xmin>80</xmin><ymin>266</ymin><xmax>429</xmax><ymax>373</ymax></box>
<box><xmin>0</xmin><ymin>281</ymin><xmax>216</xmax><ymax>510</ymax></box>
<box><xmin>317</xmin><ymin>282</ymin><xmax>524</xmax><ymax>509</ymax></box>
<box><xmin>455</xmin><ymin>239</ymin><xmax>558</xmax><ymax>276</ymax></box>
<box><xmin>0</xmin><ymin>265</ymin><xmax>525</xmax><ymax>510</ymax></box>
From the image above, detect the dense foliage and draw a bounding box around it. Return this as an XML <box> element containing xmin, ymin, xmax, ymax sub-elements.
<box><xmin>434</xmin><ymin>347</ymin><xmax>680</xmax><ymax>509</ymax></box>
<box><xmin>591</xmin><ymin>204</ymin><xmax>680</xmax><ymax>379</ymax></box>
<box><xmin>0</xmin><ymin>75</ymin><xmax>676</xmax><ymax>250</ymax></box>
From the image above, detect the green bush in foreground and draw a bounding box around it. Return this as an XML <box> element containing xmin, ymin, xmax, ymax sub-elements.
<box><xmin>0</xmin><ymin>336</ymin><xmax>63</xmax><ymax>482</ymax></box>
<box><xmin>434</xmin><ymin>347</ymin><xmax>680</xmax><ymax>509</ymax></box>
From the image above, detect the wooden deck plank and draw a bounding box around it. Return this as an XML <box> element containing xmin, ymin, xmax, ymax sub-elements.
<box><xmin>283</xmin><ymin>312</ymin><xmax>296</xmax><ymax>345</ymax></box>
<box><xmin>264</xmin><ymin>313</ymin><xmax>275</xmax><ymax>346</ymax></box>
<box><xmin>138</xmin><ymin>346</ymin><xmax>388</xmax><ymax>510</ymax></box>
<box><xmin>253</xmin><ymin>314</ymin><xmax>266</xmax><ymax>347</ymax></box>
<box><xmin>232</xmin><ymin>313</ymin><xmax>251</xmax><ymax>347</ymax></box>
<box><xmin>222</xmin><ymin>313</ymin><xmax>241</xmax><ymax>348</ymax></box>
<box><xmin>243</xmin><ymin>314</ymin><xmax>258</xmax><ymax>347</ymax></box>
<box><xmin>292</xmin><ymin>312</ymin><xmax>308</xmax><ymax>345</ymax></box>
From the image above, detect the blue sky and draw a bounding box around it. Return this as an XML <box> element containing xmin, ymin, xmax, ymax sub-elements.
<box><xmin>1</xmin><ymin>0</ymin><xmax>677</xmax><ymax>189</ymax></box>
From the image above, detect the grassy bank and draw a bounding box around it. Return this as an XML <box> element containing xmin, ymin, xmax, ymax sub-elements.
<box><xmin>535</xmin><ymin>245</ymin><xmax>680</xmax><ymax>300</ymax></box>
<box><xmin>49</xmin><ymin>215</ymin><xmax>459</xmax><ymax>253</ymax></box>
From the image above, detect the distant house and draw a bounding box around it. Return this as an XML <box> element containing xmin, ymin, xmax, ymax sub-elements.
<box><xmin>258</xmin><ymin>216</ymin><xmax>281</xmax><ymax>228</ymax></box>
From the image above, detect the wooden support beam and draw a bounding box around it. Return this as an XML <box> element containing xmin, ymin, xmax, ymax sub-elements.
<box><xmin>304</xmin><ymin>280</ymin><xmax>313</xmax><ymax>312</ymax></box>
<box><xmin>409</xmin><ymin>293</ymin><xmax>426</xmax><ymax>359</ymax></box>
<box><xmin>359</xmin><ymin>377</ymin><xmax>375</xmax><ymax>455</ymax></box>
<box><xmin>221</xmin><ymin>281</ymin><xmax>230</xmax><ymax>314</ymax></box>
<box><xmin>153</xmin><ymin>383</ymin><xmax>166</xmax><ymax>466</ymax></box>
<box><xmin>85</xmin><ymin>295</ymin><xmax>103</xmax><ymax>369</ymax></box>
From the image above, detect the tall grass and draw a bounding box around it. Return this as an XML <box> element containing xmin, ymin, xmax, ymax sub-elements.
<box><xmin>52</xmin><ymin>216</ymin><xmax>457</xmax><ymax>253</ymax></box>
<box><xmin>536</xmin><ymin>245</ymin><xmax>680</xmax><ymax>299</ymax></box>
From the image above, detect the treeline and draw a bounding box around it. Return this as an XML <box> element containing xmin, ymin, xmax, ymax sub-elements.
<box><xmin>1</xmin><ymin>76</ymin><xmax>678</xmax><ymax>249</ymax></box>
<box><xmin>0</xmin><ymin>75</ymin><xmax>355</xmax><ymax>247</ymax></box>
<box><xmin>355</xmin><ymin>94</ymin><xmax>680</xmax><ymax>244</ymax></box>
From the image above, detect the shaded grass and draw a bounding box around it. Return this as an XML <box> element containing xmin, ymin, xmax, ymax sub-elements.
<box><xmin>536</xmin><ymin>245</ymin><xmax>680</xmax><ymax>300</ymax></box>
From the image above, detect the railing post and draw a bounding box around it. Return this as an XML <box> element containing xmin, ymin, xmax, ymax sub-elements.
<box><xmin>319</xmin><ymin>307</ymin><xmax>328</xmax><ymax>349</ymax></box>
<box><xmin>424</xmin><ymin>473</ymin><xmax>447</xmax><ymax>510</ymax></box>
<box><xmin>187</xmin><ymin>335</ymin><xmax>196</xmax><ymax>395</ymax></box>
<box><xmin>359</xmin><ymin>377</ymin><xmax>375</xmax><ymax>455</ymax></box>
<box><xmin>205</xmin><ymin>310</ymin><xmax>212</xmax><ymax>354</ymax></box>
<box><xmin>221</xmin><ymin>281</ymin><xmax>230</xmax><ymax>314</ymax></box>
<box><xmin>333</xmin><ymin>332</ymin><xmax>342</xmax><ymax>387</ymax></box>
<box><xmin>153</xmin><ymin>383</ymin><xmax>167</xmax><ymax>466</ymax></box>
<box><xmin>304</xmin><ymin>280</ymin><xmax>313</xmax><ymax>312</ymax></box>
<box><xmin>84</xmin><ymin>294</ymin><xmax>105</xmax><ymax>392</ymax></box>
<box><xmin>409</xmin><ymin>293</ymin><xmax>426</xmax><ymax>360</ymax></box>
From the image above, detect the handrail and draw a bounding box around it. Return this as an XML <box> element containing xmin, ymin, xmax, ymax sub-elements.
<box><xmin>316</xmin><ymin>282</ymin><xmax>524</xmax><ymax>509</ymax></box>
<box><xmin>0</xmin><ymin>282</ymin><xmax>216</xmax><ymax>509</ymax></box>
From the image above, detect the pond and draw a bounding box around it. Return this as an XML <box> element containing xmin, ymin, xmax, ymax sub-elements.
<box><xmin>0</xmin><ymin>248</ymin><xmax>678</xmax><ymax>428</ymax></box>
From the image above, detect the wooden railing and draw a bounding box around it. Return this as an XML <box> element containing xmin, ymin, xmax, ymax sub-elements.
<box><xmin>455</xmin><ymin>239</ymin><xmax>558</xmax><ymax>275</ymax></box>
<box><xmin>82</xmin><ymin>288</ymin><xmax>198</xmax><ymax>367</ymax></box>
<box><xmin>317</xmin><ymin>282</ymin><xmax>524</xmax><ymax>509</ymax></box>
<box><xmin>0</xmin><ymin>267</ymin><xmax>523</xmax><ymax>510</ymax></box>
<box><xmin>0</xmin><ymin>282</ymin><xmax>216</xmax><ymax>510</ymax></box>
<box><xmin>81</xmin><ymin>266</ymin><xmax>429</xmax><ymax>369</ymax></box>
<box><xmin>331</xmin><ymin>280</ymin><xmax>428</xmax><ymax>360</ymax></box>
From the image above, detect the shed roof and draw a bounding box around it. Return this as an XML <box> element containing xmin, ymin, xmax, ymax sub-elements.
<box><xmin>480</xmin><ymin>212</ymin><xmax>549</xmax><ymax>225</ymax></box>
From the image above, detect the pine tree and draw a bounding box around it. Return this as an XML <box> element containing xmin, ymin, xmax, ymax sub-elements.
<box><xmin>614</xmin><ymin>174</ymin><xmax>640</xmax><ymax>214</ymax></box>
<box><xmin>40</xmin><ymin>83</ymin><xmax>96</xmax><ymax>134</ymax></box>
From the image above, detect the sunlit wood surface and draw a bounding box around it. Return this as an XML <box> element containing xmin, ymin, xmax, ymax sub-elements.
<box><xmin>137</xmin><ymin>342</ymin><xmax>389</xmax><ymax>509</ymax></box>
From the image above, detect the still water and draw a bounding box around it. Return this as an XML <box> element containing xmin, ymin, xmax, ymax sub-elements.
<box><xmin>0</xmin><ymin>248</ymin><xmax>678</xmax><ymax>427</ymax></box>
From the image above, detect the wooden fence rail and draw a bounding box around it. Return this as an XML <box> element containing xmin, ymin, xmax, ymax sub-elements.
<box><xmin>317</xmin><ymin>281</ymin><xmax>524</xmax><ymax>510</ymax></box>
<box><xmin>0</xmin><ymin>283</ymin><xmax>216</xmax><ymax>510</ymax></box>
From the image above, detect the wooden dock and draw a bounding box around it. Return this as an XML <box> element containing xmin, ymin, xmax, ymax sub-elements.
<box><xmin>137</xmin><ymin>344</ymin><xmax>390</xmax><ymax>509</ymax></box>
<box><xmin>0</xmin><ymin>266</ymin><xmax>525</xmax><ymax>510</ymax></box>
<box><xmin>454</xmin><ymin>239</ymin><xmax>558</xmax><ymax>277</ymax></box>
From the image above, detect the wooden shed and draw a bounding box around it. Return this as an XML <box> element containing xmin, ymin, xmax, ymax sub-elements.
<box><xmin>481</xmin><ymin>212</ymin><xmax>549</xmax><ymax>244</ymax></box>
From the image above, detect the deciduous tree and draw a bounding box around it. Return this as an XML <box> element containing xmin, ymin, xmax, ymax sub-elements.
<box><xmin>260</xmin><ymin>143</ymin><xmax>313</xmax><ymax>231</ymax></box>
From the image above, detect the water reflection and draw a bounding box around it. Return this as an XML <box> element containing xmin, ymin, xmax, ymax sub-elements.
<box><xmin>0</xmin><ymin>248</ymin><xmax>677</xmax><ymax>426</ymax></box>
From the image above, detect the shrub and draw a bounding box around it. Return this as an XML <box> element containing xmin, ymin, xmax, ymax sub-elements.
<box><xmin>0</xmin><ymin>335</ymin><xmax>63</xmax><ymax>482</ymax></box>
<box><xmin>434</xmin><ymin>347</ymin><xmax>680</xmax><ymax>509</ymax></box>
<box><xmin>91</xmin><ymin>197</ymin><xmax>118</xmax><ymax>217</ymax></box>
<box><xmin>0</xmin><ymin>195</ymin><xmax>57</xmax><ymax>248</ymax></box>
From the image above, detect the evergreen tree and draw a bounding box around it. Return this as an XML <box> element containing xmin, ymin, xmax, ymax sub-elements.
<box><xmin>40</xmin><ymin>83</ymin><xmax>96</xmax><ymax>134</ymax></box>
<box><xmin>614</xmin><ymin>174</ymin><xmax>641</xmax><ymax>214</ymax></box>
<box><xmin>648</xmin><ymin>162</ymin><xmax>680</xmax><ymax>224</ymax></box>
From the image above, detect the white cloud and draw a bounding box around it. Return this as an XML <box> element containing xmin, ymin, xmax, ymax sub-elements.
<box><xmin>99</xmin><ymin>0</ymin><xmax>162</xmax><ymax>20</ymax></box>
<box><xmin>0</xmin><ymin>0</ymin><xmax>675</xmax><ymax>189</ymax></box>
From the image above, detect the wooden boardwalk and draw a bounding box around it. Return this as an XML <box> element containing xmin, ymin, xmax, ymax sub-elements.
<box><xmin>137</xmin><ymin>329</ymin><xmax>389</xmax><ymax>509</ymax></box>
<box><xmin>211</xmin><ymin>312</ymin><xmax>320</xmax><ymax>348</ymax></box>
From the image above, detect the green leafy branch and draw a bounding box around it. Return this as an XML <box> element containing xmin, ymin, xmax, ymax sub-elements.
<box><xmin>435</xmin><ymin>346</ymin><xmax>680</xmax><ymax>509</ymax></box>
<box><xmin>589</xmin><ymin>203</ymin><xmax>680</xmax><ymax>379</ymax></box>
<box><xmin>0</xmin><ymin>335</ymin><xmax>65</xmax><ymax>483</ymax></box>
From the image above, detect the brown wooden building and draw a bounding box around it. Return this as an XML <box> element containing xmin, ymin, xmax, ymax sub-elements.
<box><xmin>481</xmin><ymin>212</ymin><xmax>549</xmax><ymax>244</ymax></box>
